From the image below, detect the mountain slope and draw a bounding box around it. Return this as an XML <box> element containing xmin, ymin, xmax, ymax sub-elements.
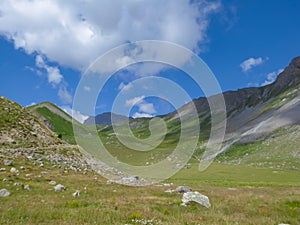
<box><xmin>28</xmin><ymin>102</ymin><xmax>81</xmax><ymax>145</ymax></box>
<box><xmin>0</xmin><ymin>97</ymin><xmax>63</xmax><ymax>148</ymax></box>
<box><xmin>95</xmin><ymin>56</ymin><xmax>300</xmax><ymax>168</ymax></box>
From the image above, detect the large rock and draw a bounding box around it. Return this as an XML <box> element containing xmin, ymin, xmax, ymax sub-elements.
<box><xmin>181</xmin><ymin>191</ymin><xmax>211</xmax><ymax>208</ymax></box>
<box><xmin>0</xmin><ymin>189</ymin><xmax>10</xmax><ymax>197</ymax></box>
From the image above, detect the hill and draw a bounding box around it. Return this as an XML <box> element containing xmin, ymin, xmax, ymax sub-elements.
<box><xmin>0</xmin><ymin>96</ymin><xmax>63</xmax><ymax>148</ymax></box>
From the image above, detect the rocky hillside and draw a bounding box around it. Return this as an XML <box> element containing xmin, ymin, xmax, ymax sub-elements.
<box><xmin>0</xmin><ymin>96</ymin><xmax>64</xmax><ymax>148</ymax></box>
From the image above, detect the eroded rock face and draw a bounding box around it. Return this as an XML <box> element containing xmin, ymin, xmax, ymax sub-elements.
<box><xmin>181</xmin><ymin>191</ymin><xmax>211</xmax><ymax>208</ymax></box>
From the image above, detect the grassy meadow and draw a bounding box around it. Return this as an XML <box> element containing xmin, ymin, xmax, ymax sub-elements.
<box><xmin>1</xmin><ymin>156</ymin><xmax>299</xmax><ymax>225</ymax></box>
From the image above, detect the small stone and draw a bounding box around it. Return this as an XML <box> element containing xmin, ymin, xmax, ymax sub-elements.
<box><xmin>3</xmin><ymin>160</ymin><xmax>13</xmax><ymax>166</ymax></box>
<box><xmin>2</xmin><ymin>178</ymin><xmax>8</xmax><ymax>182</ymax></box>
<box><xmin>10</xmin><ymin>167</ymin><xmax>19</xmax><ymax>175</ymax></box>
<box><xmin>20</xmin><ymin>166</ymin><xmax>25</xmax><ymax>170</ymax></box>
<box><xmin>175</xmin><ymin>186</ymin><xmax>191</xmax><ymax>193</ymax></box>
<box><xmin>54</xmin><ymin>184</ymin><xmax>65</xmax><ymax>192</ymax></box>
<box><xmin>39</xmin><ymin>163</ymin><xmax>44</xmax><ymax>167</ymax></box>
<box><xmin>72</xmin><ymin>190</ymin><xmax>80</xmax><ymax>197</ymax></box>
<box><xmin>0</xmin><ymin>168</ymin><xmax>6</xmax><ymax>172</ymax></box>
<box><xmin>49</xmin><ymin>181</ymin><xmax>56</xmax><ymax>185</ymax></box>
<box><xmin>40</xmin><ymin>171</ymin><xmax>48</xmax><ymax>175</ymax></box>
<box><xmin>23</xmin><ymin>185</ymin><xmax>30</xmax><ymax>191</ymax></box>
<box><xmin>0</xmin><ymin>189</ymin><xmax>10</xmax><ymax>197</ymax></box>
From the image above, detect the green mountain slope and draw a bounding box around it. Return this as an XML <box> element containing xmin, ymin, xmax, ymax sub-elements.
<box><xmin>28</xmin><ymin>102</ymin><xmax>79</xmax><ymax>144</ymax></box>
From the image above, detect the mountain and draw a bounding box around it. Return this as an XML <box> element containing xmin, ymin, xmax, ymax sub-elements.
<box><xmin>84</xmin><ymin>112</ymin><xmax>132</xmax><ymax>125</ymax></box>
<box><xmin>95</xmin><ymin>56</ymin><xmax>300</xmax><ymax>169</ymax></box>
<box><xmin>0</xmin><ymin>97</ymin><xmax>64</xmax><ymax>148</ymax></box>
<box><xmin>1</xmin><ymin>56</ymin><xmax>299</xmax><ymax>169</ymax></box>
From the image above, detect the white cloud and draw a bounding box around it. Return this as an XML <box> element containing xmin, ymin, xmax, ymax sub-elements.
<box><xmin>125</xmin><ymin>95</ymin><xmax>145</xmax><ymax>107</ymax></box>
<box><xmin>84</xmin><ymin>85</ymin><xmax>91</xmax><ymax>92</ymax></box>
<box><xmin>118</xmin><ymin>82</ymin><xmax>133</xmax><ymax>91</ymax></box>
<box><xmin>35</xmin><ymin>54</ymin><xmax>63</xmax><ymax>85</ymax></box>
<box><xmin>25</xmin><ymin>102</ymin><xmax>36</xmax><ymax>107</ymax></box>
<box><xmin>58</xmin><ymin>86</ymin><xmax>73</xmax><ymax>104</ymax></box>
<box><xmin>240</xmin><ymin>57</ymin><xmax>266</xmax><ymax>72</ymax></box>
<box><xmin>261</xmin><ymin>69</ymin><xmax>284</xmax><ymax>86</ymax></box>
<box><xmin>125</xmin><ymin>95</ymin><xmax>156</xmax><ymax>117</ymax></box>
<box><xmin>0</xmin><ymin>0</ymin><xmax>220</xmax><ymax>71</ymax></box>
<box><xmin>60</xmin><ymin>105</ymin><xmax>88</xmax><ymax>123</ymax></box>
<box><xmin>138</xmin><ymin>103</ymin><xmax>156</xmax><ymax>114</ymax></box>
<box><xmin>133</xmin><ymin>112</ymin><xmax>154</xmax><ymax>118</ymax></box>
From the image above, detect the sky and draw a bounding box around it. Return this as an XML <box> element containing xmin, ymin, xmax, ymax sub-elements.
<box><xmin>0</xmin><ymin>0</ymin><xmax>300</xmax><ymax>122</ymax></box>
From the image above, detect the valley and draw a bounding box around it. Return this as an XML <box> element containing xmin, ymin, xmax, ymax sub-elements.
<box><xmin>1</xmin><ymin>57</ymin><xmax>300</xmax><ymax>224</ymax></box>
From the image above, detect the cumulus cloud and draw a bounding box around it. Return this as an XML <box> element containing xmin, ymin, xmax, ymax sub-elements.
<box><xmin>125</xmin><ymin>95</ymin><xmax>145</xmax><ymax>107</ymax></box>
<box><xmin>133</xmin><ymin>112</ymin><xmax>154</xmax><ymax>118</ymax></box>
<box><xmin>58</xmin><ymin>86</ymin><xmax>73</xmax><ymax>104</ymax></box>
<box><xmin>261</xmin><ymin>69</ymin><xmax>284</xmax><ymax>86</ymax></box>
<box><xmin>125</xmin><ymin>95</ymin><xmax>156</xmax><ymax>117</ymax></box>
<box><xmin>0</xmin><ymin>0</ymin><xmax>220</xmax><ymax>71</ymax></box>
<box><xmin>35</xmin><ymin>55</ymin><xmax>63</xmax><ymax>85</ymax></box>
<box><xmin>118</xmin><ymin>82</ymin><xmax>133</xmax><ymax>91</ymax></box>
<box><xmin>60</xmin><ymin>105</ymin><xmax>88</xmax><ymax>123</ymax></box>
<box><xmin>84</xmin><ymin>86</ymin><xmax>91</xmax><ymax>92</ymax></box>
<box><xmin>138</xmin><ymin>102</ymin><xmax>156</xmax><ymax>114</ymax></box>
<box><xmin>240</xmin><ymin>57</ymin><xmax>266</xmax><ymax>72</ymax></box>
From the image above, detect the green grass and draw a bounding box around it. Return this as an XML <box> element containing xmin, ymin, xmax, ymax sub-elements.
<box><xmin>35</xmin><ymin>107</ymin><xmax>76</xmax><ymax>144</ymax></box>
<box><xmin>0</xmin><ymin>157</ymin><xmax>300</xmax><ymax>225</ymax></box>
<box><xmin>217</xmin><ymin>125</ymin><xmax>300</xmax><ymax>169</ymax></box>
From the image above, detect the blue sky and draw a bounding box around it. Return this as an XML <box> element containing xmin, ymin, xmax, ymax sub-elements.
<box><xmin>0</xmin><ymin>0</ymin><xmax>300</xmax><ymax>122</ymax></box>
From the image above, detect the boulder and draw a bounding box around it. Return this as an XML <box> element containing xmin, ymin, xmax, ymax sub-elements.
<box><xmin>181</xmin><ymin>191</ymin><xmax>211</xmax><ymax>208</ymax></box>
<box><xmin>0</xmin><ymin>189</ymin><xmax>10</xmax><ymax>197</ymax></box>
